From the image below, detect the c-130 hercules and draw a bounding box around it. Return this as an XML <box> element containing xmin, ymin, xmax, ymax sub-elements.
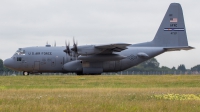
<box><xmin>4</xmin><ymin>3</ymin><xmax>193</xmax><ymax>75</ymax></box>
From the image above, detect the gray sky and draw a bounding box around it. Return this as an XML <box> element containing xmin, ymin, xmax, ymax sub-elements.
<box><xmin>0</xmin><ymin>0</ymin><xmax>199</xmax><ymax>69</ymax></box>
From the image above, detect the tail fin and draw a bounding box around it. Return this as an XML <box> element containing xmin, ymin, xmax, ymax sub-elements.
<box><xmin>153</xmin><ymin>3</ymin><xmax>191</xmax><ymax>49</ymax></box>
<box><xmin>131</xmin><ymin>3</ymin><xmax>193</xmax><ymax>50</ymax></box>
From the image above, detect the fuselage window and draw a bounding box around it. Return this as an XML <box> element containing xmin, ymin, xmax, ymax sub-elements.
<box><xmin>17</xmin><ymin>57</ymin><xmax>22</xmax><ymax>61</ymax></box>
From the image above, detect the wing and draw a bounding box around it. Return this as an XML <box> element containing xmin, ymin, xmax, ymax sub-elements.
<box><xmin>95</xmin><ymin>43</ymin><xmax>131</xmax><ymax>53</ymax></box>
<box><xmin>76</xmin><ymin>43</ymin><xmax>130</xmax><ymax>61</ymax></box>
<box><xmin>76</xmin><ymin>43</ymin><xmax>131</xmax><ymax>55</ymax></box>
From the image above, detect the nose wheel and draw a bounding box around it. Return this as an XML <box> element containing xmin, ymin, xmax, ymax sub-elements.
<box><xmin>23</xmin><ymin>71</ymin><xmax>29</xmax><ymax>76</ymax></box>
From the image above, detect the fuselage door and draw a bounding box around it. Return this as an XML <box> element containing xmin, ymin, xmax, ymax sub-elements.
<box><xmin>34</xmin><ymin>61</ymin><xmax>40</xmax><ymax>71</ymax></box>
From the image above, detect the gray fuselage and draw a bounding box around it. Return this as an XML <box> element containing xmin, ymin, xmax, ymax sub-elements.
<box><xmin>4</xmin><ymin>45</ymin><xmax>164</xmax><ymax>74</ymax></box>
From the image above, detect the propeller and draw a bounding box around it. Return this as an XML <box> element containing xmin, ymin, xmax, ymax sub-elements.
<box><xmin>63</xmin><ymin>37</ymin><xmax>79</xmax><ymax>59</ymax></box>
<box><xmin>71</xmin><ymin>37</ymin><xmax>78</xmax><ymax>54</ymax></box>
<box><xmin>72</xmin><ymin>37</ymin><xmax>79</xmax><ymax>58</ymax></box>
<box><xmin>63</xmin><ymin>40</ymin><xmax>71</xmax><ymax>56</ymax></box>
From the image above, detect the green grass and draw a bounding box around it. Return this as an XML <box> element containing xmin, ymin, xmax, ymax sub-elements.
<box><xmin>0</xmin><ymin>75</ymin><xmax>200</xmax><ymax>89</ymax></box>
<box><xmin>0</xmin><ymin>75</ymin><xmax>200</xmax><ymax>112</ymax></box>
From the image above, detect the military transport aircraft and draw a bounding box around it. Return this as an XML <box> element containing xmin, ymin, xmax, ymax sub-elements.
<box><xmin>3</xmin><ymin>3</ymin><xmax>193</xmax><ymax>75</ymax></box>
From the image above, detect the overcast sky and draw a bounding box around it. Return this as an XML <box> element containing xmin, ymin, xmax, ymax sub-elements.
<box><xmin>0</xmin><ymin>0</ymin><xmax>199</xmax><ymax>69</ymax></box>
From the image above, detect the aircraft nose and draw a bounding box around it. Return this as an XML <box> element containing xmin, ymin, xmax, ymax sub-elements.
<box><xmin>3</xmin><ymin>58</ymin><xmax>13</xmax><ymax>68</ymax></box>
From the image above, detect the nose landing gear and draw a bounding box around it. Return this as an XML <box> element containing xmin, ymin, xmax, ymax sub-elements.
<box><xmin>23</xmin><ymin>71</ymin><xmax>29</xmax><ymax>76</ymax></box>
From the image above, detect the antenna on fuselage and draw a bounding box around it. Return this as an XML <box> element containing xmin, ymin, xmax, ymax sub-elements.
<box><xmin>54</xmin><ymin>41</ymin><xmax>56</xmax><ymax>47</ymax></box>
<box><xmin>45</xmin><ymin>41</ymin><xmax>51</xmax><ymax>47</ymax></box>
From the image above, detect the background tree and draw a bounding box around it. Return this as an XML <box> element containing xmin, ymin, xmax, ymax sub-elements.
<box><xmin>171</xmin><ymin>66</ymin><xmax>176</xmax><ymax>71</ymax></box>
<box><xmin>177</xmin><ymin>64</ymin><xmax>186</xmax><ymax>72</ymax></box>
<box><xmin>127</xmin><ymin>58</ymin><xmax>160</xmax><ymax>72</ymax></box>
<box><xmin>0</xmin><ymin>59</ymin><xmax>3</xmax><ymax>71</ymax></box>
<box><xmin>191</xmin><ymin>65</ymin><xmax>200</xmax><ymax>72</ymax></box>
<box><xmin>142</xmin><ymin>58</ymin><xmax>159</xmax><ymax>68</ymax></box>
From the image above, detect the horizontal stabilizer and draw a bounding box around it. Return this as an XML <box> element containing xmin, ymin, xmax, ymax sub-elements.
<box><xmin>164</xmin><ymin>46</ymin><xmax>194</xmax><ymax>51</ymax></box>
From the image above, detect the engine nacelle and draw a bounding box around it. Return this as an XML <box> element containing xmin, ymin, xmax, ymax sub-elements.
<box><xmin>63</xmin><ymin>60</ymin><xmax>82</xmax><ymax>72</ymax></box>
<box><xmin>77</xmin><ymin>45</ymin><xmax>102</xmax><ymax>55</ymax></box>
<box><xmin>78</xmin><ymin>54</ymin><xmax>126</xmax><ymax>61</ymax></box>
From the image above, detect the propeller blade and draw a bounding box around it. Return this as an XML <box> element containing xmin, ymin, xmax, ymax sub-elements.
<box><xmin>71</xmin><ymin>37</ymin><xmax>79</xmax><ymax>59</ymax></box>
<box><xmin>73</xmin><ymin>37</ymin><xmax>75</xmax><ymax>44</ymax></box>
<box><xmin>72</xmin><ymin>37</ymin><xmax>78</xmax><ymax>53</ymax></box>
<box><xmin>67</xmin><ymin>42</ymin><xmax>71</xmax><ymax>56</ymax></box>
<box><xmin>64</xmin><ymin>40</ymin><xmax>71</xmax><ymax>56</ymax></box>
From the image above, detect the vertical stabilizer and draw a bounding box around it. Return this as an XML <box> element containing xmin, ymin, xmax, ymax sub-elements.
<box><xmin>153</xmin><ymin>3</ymin><xmax>188</xmax><ymax>47</ymax></box>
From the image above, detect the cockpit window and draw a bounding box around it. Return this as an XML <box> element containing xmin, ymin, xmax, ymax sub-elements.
<box><xmin>14</xmin><ymin>48</ymin><xmax>25</xmax><ymax>55</ymax></box>
<box><xmin>17</xmin><ymin>57</ymin><xmax>22</xmax><ymax>61</ymax></box>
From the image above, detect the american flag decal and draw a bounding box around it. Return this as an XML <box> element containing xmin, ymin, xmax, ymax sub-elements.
<box><xmin>170</xmin><ymin>18</ymin><xmax>178</xmax><ymax>22</ymax></box>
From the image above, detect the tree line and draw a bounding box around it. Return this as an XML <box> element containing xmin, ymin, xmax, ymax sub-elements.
<box><xmin>126</xmin><ymin>58</ymin><xmax>200</xmax><ymax>72</ymax></box>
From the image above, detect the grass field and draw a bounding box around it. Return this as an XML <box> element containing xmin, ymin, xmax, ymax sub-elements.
<box><xmin>0</xmin><ymin>75</ymin><xmax>200</xmax><ymax>112</ymax></box>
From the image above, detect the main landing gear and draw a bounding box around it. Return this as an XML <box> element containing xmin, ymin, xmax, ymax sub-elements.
<box><xmin>23</xmin><ymin>71</ymin><xmax>29</xmax><ymax>76</ymax></box>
